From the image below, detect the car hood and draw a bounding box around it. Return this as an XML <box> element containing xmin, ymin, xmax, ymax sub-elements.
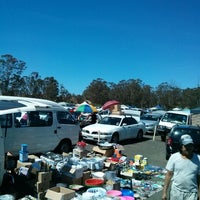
<box><xmin>82</xmin><ymin>123</ymin><xmax>118</xmax><ymax>132</ymax></box>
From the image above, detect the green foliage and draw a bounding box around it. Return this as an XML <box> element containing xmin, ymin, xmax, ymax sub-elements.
<box><xmin>0</xmin><ymin>54</ymin><xmax>200</xmax><ymax>109</ymax></box>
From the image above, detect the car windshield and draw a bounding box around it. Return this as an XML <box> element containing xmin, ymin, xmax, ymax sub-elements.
<box><xmin>141</xmin><ymin>114</ymin><xmax>160</xmax><ymax>121</ymax></box>
<box><xmin>98</xmin><ymin>116</ymin><xmax>121</xmax><ymax>126</ymax></box>
<box><xmin>162</xmin><ymin>113</ymin><xmax>187</xmax><ymax>124</ymax></box>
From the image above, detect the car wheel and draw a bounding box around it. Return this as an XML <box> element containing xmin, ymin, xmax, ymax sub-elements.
<box><xmin>161</xmin><ymin>135</ymin><xmax>166</xmax><ymax>142</ymax></box>
<box><xmin>56</xmin><ymin>139</ymin><xmax>72</xmax><ymax>154</ymax></box>
<box><xmin>137</xmin><ymin>130</ymin><xmax>143</xmax><ymax>141</ymax></box>
<box><xmin>111</xmin><ymin>133</ymin><xmax>119</xmax><ymax>143</ymax></box>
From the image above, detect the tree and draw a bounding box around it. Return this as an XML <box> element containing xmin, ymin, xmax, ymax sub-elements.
<box><xmin>0</xmin><ymin>54</ymin><xmax>27</xmax><ymax>95</ymax></box>
<box><xmin>42</xmin><ymin>77</ymin><xmax>59</xmax><ymax>101</ymax></box>
<box><xmin>83</xmin><ymin>78</ymin><xmax>110</xmax><ymax>105</ymax></box>
<box><xmin>57</xmin><ymin>85</ymin><xmax>71</xmax><ymax>102</ymax></box>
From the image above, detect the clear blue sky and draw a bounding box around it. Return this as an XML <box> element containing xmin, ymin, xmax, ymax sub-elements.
<box><xmin>1</xmin><ymin>0</ymin><xmax>200</xmax><ymax>94</ymax></box>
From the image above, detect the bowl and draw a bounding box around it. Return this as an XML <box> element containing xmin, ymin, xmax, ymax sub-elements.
<box><xmin>122</xmin><ymin>196</ymin><xmax>135</xmax><ymax>200</ymax></box>
<box><xmin>87</xmin><ymin>187</ymin><xmax>106</xmax><ymax>198</ymax></box>
<box><xmin>91</xmin><ymin>171</ymin><xmax>105</xmax><ymax>179</ymax></box>
<box><xmin>85</xmin><ymin>178</ymin><xmax>104</xmax><ymax>187</ymax></box>
<box><xmin>106</xmin><ymin>190</ymin><xmax>122</xmax><ymax>197</ymax></box>
<box><xmin>121</xmin><ymin>189</ymin><xmax>134</xmax><ymax>197</ymax></box>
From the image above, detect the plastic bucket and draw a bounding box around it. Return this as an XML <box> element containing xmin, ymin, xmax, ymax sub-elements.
<box><xmin>121</xmin><ymin>189</ymin><xmax>134</xmax><ymax>197</ymax></box>
<box><xmin>19</xmin><ymin>150</ymin><xmax>28</xmax><ymax>162</ymax></box>
<box><xmin>21</xmin><ymin>144</ymin><xmax>28</xmax><ymax>152</ymax></box>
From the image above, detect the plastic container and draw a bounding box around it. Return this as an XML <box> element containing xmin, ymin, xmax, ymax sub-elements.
<box><xmin>91</xmin><ymin>171</ymin><xmax>105</xmax><ymax>179</ymax></box>
<box><xmin>21</xmin><ymin>144</ymin><xmax>28</xmax><ymax>152</ymax></box>
<box><xmin>122</xmin><ymin>196</ymin><xmax>135</xmax><ymax>200</ymax></box>
<box><xmin>85</xmin><ymin>178</ymin><xmax>104</xmax><ymax>187</ymax></box>
<box><xmin>106</xmin><ymin>190</ymin><xmax>122</xmax><ymax>197</ymax></box>
<box><xmin>121</xmin><ymin>189</ymin><xmax>134</xmax><ymax>197</ymax></box>
<box><xmin>105</xmin><ymin>171</ymin><xmax>116</xmax><ymax>180</ymax></box>
<box><xmin>87</xmin><ymin>187</ymin><xmax>106</xmax><ymax>198</ymax></box>
<box><xmin>19</xmin><ymin>150</ymin><xmax>28</xmax><ymax>162</ymax></box>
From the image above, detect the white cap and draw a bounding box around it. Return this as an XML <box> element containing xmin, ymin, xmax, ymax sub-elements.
<box><xmin>180</xmin><ymin>134</ymin><xmax>194</xmax><ymax>145</ymax></box>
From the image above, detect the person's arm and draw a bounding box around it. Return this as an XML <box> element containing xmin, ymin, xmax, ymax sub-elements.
<box><xmin>162</xmin><ymin>170</ymin><xmax>173</xmax><ymax>200</ymax></box>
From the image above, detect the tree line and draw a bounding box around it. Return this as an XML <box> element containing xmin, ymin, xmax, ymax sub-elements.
<box><xmin>0</xmin><ymin>54</ymin><xmax>199</xmax><ymax>110</ymax></box>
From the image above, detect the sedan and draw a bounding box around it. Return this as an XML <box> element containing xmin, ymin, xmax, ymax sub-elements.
<box><xmin>140</xmin><ymin>113</ymin><xmax>162</xmax><ymax>134</ymax></box>
<box><xmin>81</xmin><ymin>114</ymin><xmax>146</xmax><ymax>143</ymax></box>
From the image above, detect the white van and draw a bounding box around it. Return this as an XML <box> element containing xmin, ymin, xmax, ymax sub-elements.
<box><xmin>0</xmin><ymin>96</ymin><xmax>81</xmax><ymax>156</ymax></box>
<box><xmin>0</xmin><ymin>126</ymin><xmax>5</xmax><ymax>187</ymax></box>
<box><xmin>157</xmin><ymin>110</ymin><xmax>192</xmax><ymax>141</ymax></box>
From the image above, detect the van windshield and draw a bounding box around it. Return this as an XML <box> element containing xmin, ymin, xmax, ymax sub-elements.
<box><xmin>162</xmin><ymin>113</ymin><xmax>187</xmax><ymax>125</ymax></box>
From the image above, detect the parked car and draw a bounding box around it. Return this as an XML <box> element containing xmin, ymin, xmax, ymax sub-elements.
<box><xmin>140</xmin><ymin>113</ymin><xmax>162</xmax><ymax>134</ymax></box>
<box><xmin>157</xmin><ymin>110</ymin><xmax>192</xmax><ymax>141</ymax></box>
<box><xmin>165</xmin><ymin>125</ymin><xmax>200</xmax><ymax>160</ymax></box>
<box><xmin>97</xmin><ymin>109</ymin><xmax>111</xmax><ymax>119</ymax></box>
<box><xmin>81</xmin><ymin>114</ymin><xmax>146</xmax><ymax>143</ymax></box>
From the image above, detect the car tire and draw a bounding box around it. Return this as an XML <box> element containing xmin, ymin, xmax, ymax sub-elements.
<box><xmin>161</xmin><ymin>135</ymin><xmax>166</xmax><ymax>142</ymax></box>
<box><xmin>111</xmin><ymin>133</ymin><xmax>119</xmax><ymax>143</ymax></box>
<box><xmin>137</xmin><ymin>130</ymin><xmax>143</xmax><ymax>141</ymax></box>
<box><xmin>56</xmin><ymin>139</ymin><xmax>72</xmax><ymax>153</ymax></box>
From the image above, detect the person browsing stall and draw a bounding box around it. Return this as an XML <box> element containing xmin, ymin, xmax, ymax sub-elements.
<box><xmin>162</xmin><ymin>134</ymin><xmax>200</xmax><ymax>200</ymax></box>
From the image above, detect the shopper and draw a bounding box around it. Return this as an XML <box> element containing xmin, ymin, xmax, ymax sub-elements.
<box><xmin>162</xmin><ymin>134</ymin><xmax>200</xmax><ymax>200</ymax></box>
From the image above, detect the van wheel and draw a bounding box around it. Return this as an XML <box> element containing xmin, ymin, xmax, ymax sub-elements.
<box><xmin>57</xmin><ymin>140</ymin><xmax>72</xmax><ymax>153</ymax></box>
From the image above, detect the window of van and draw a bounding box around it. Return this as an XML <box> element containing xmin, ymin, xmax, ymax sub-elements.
<box><xmin>14</xmin><ymin>111</ymin><xmax>53</xmax><ymax>127</ymax></box>
<box><xmin>0</xmin><ymin>114</ymin><xmax>12</xmax><ymax>128</ymax></box>
<box><xmin>57</xmin><ymin>111</ymin><xmax>76</xmax><ymax>124</ymax></box>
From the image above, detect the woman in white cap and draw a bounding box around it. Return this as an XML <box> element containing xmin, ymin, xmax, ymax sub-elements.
<box><xmin>162</xmin><ymin>134</ymin><xmax>200</xmax><ymax>200</ymax></box>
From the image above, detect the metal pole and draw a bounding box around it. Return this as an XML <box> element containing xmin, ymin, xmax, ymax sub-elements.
<box><xmin>153</xmin><ymin>125</ymin><xmax>157</xmax><ymax>141</ymax></box>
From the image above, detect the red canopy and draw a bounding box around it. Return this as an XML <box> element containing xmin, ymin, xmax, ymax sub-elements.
<box><xmin>102</xmin><ymin>100</ymin><xmax>120</xmax><ymax>110</ymax></box>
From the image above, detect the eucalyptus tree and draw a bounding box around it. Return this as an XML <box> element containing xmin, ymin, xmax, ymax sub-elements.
<box><xmin>0</xmin><ymin>54</ymin><xmax>27</xmax><ymax>95</ymax></box>
<box><xmin>82</xmin><ymin>78</ymin><xmax>110</xmax><ymax>105</ymax></box>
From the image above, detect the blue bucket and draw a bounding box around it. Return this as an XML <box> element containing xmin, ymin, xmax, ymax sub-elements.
<box><xmin>21</xmin><ymin>144</ymin><xmax>28</xmax><ymax>152</ymax></box>
<box><xmin>19</xmin><ymin>150</ymin><xmax>28</xmax><ymax>162</ymax></box>
<box><xmin>121</xmin><ymin>189</ymin><xmax>134</xmax><ymax>197</ymax></box>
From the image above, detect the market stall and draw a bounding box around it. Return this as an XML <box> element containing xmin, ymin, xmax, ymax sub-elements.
<box><xmin>0</xmin><ymin>142</ymin><xmax>166</xmax><ymax>200</ymax></box>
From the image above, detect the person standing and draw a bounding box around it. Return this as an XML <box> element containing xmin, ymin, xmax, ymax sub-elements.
<box><xmin>162</xmin><ymin>134</ymin><xmax>200</xmax><ymax>200</ymax></box>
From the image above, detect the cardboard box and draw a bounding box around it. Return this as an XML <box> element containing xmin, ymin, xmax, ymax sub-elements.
<box><xmin>28</xmin><ymin>154</ymin><xmax>40</xmax><ymax>162</ymax></box>
<box><xmin>61</xmin><ymin>175</ymin><xmax>82</xmax><ymax>185</ymax></box>
<box><xmin>45</xmin><ymin>186</ymin><xmax>75</xmax><ymax>200</ymax></box>
<box><xmin>92</xmin><ymin>146</ymin><xmax>114</xmax><ymax>157</ymax></box>
<box><xmin>17</xmin><ymin>160</ymin><xmax>32</xmax><ymax>168</ymax></box>
<box><xmin>38</xmin><ymin>171</ymin><xmax>52</xmax><ymax>182</ymax></box>
<box><xmin>36</xmin><ymin>181</ymin><xmax>50</xmax><ymax>193</ymax></box>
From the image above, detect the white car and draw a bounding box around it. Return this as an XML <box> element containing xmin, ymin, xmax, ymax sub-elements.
<box><xmin>81</xmin><ymin>114</ymin><xmax>146</xmax><ymax>143</ymax></box>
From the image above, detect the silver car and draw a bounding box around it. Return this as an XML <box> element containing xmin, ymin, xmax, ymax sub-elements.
<box><xmin>140</xmin><ymin>113</ymin><xmax>162</xmax><ymax>134</ymax></box>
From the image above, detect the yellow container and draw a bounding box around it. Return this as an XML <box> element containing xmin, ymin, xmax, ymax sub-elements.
<box><xmin>134</xmin><ymin>154</ymin><xmax>143</xmax><ymax>162</ymax></box>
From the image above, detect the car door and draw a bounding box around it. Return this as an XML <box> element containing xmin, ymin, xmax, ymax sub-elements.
<box><xmin>56</xmin><ymin>111</ymin><xmax>80</xmax><ymax>145</ymax></box>
<box><xmin>120</xmin><ymin>118</ymin><xmax>133</xmax><ymax>140</ymax></box>
<box><xmin>127</xmin><ymin>117</ymin><xmax>140</xmax><ymax>139</ymax></box>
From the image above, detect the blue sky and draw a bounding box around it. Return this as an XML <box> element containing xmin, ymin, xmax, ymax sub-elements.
<box><xmin>1</xmin><ymin>0</ymin><xmax>200</xmax><ymax>94</ymax></box>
